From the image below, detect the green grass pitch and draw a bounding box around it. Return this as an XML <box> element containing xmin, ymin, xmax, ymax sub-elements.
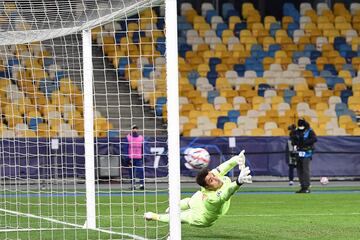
<box><xmin>1</xmin><ymin>186</ymin><xmax>360</xmax><ymax>240</ymax></box>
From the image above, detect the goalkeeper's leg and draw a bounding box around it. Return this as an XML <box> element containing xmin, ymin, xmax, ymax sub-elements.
<box><xmin>144</xmin><ymin>209</ymin><xmax>197</xmax><ymax>225</ymax></box>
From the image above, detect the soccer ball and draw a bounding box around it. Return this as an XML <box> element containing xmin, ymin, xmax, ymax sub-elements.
<box><xmin>320</xmin><ymin>177</ymin><xmax>329</xmax><ymax>185</ymax></box>
<box><xmin>184</xmin><ymin>148</ymin><xmax>210</xmax><ymax>169</ymax></box>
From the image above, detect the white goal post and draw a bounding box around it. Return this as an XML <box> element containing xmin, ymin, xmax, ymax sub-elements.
<box><xmin>0</xmin><ymin>0</ymin><xmax>180</xmax><ymax>239</ymax></box>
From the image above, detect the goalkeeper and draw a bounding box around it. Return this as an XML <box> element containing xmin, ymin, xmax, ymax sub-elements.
<box><xmin>144</xmin><ymin>150</ymin><xmax>252</xmax><ymax>227</ymax></box>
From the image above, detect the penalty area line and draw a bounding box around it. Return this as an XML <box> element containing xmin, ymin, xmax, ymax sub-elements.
<box><xmin>225</xmin><ymin>212</ymin><xmax>360</xmax><ymax>217</ymax></box>
<box><xmin>0</xmin><ymin>228</ymin><xmax>75</xmax><ymax>232</ymax></box>
<box><xmin>0</xmin><ymin>208</ymin><xmax>147</xmax><ymax>240</ymax></box>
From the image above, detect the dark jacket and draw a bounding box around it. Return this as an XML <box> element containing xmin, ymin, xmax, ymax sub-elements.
<box><xmin>290</xmin><ymin>122</ymin><xmax>317</xmax><ymax>157</ymax></box>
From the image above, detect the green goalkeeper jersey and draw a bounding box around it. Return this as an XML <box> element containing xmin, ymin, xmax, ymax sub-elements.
<box><xmin>188</xmin><ymin>157</ymin><xmax>240</xmax><ymax>226</ymax></box>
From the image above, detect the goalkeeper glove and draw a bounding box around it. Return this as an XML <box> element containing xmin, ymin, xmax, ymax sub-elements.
<box><xmin>236</xmin><ymin>166</ymin><xmax>252</xmax><ymax>185</ymax></box>
<box><xmin>229</xmin><ymin>150</ymin><xmax>246</xmax><ymax>170</ymax></box>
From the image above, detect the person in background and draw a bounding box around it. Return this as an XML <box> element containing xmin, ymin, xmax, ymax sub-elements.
<box><xmin>287</xmin><ymin>124</ymin><xmax>298</xmax><ymax>186</ymax></box>
<box><xmin>126</xmin><ymin>124</ymin><xmax>145</xmax><ymax>190</ymax></box>
<box><xmin>290</xmin><ymin>119</ymin><xmax>317</xmax><ymax>193</ymax></box>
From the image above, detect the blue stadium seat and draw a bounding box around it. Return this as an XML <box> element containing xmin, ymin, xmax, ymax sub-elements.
<box><xmin>178</xmin><ymin>43</ymin><xmax>191</xmax><ymax>58</ymax></box>
<box><xmin>43</xmin><ymin>58</ymin><xmax>54</xmax><ymax>67</ymax></box>
<box><xmin>217</xmin><ymin>116</ymin><xmax>229</xmax><ymax>129</ymax></box>
<box><xmin>323</xmin><ymin>64</ymin><xmax>337</xmax><ymax>75</ymax></box>
<box><xmin>269</xmin><ymin>23</ymin><xmax>282</xmax><ymax>37</ymax></box>
<box><xmin>29</xmin><ymin>118</ymin><xmax>43</xmax><ymax>130</ymax></box>
<box><xmin>340</xmin><ymin>89</ymin><xmax>353</xmax><ymax>104</ymax></box>
<box><xmin>143</xmin><ymin>64</ymin><xmax>154</xmax><ymax>78</ymax></box>
<box><xmin>207</xmin><ymin>90</ymin><xmax>220</xmax><ymax>104</ymax></box>
<box><xmin>228</xmin><ymin>110</ymin><xmax>240</xmax><ymax>123</ymax></box>
<box><xmin>233</xmin><ymin>64</ymin><xmax>245</xmax><ymax>76</ymax></box>
<box><xmin>209</xmin><ymin>57</ymin><xmax>221</xmax><ymax>71</ymax></box>
<box><xmin>283</xmin><ymin>3</ymin><xmax>298</xmax><ymax>20</ymax></box>
<box><xmin>284</xmin><ymin>89</ymin><xmax>296</xmax><ymax>104</ymax></box>
<box><xmin>287</xmin><ymin>23</ymin><xmax>300</xmax><ymax>37</ymax></box>
<box><xmin>321</xmin><ymin>71</ymin><xmax>333</xmax><ymax>77</ymax></box>
<box><xmin>132</xmin><ymin>31</ymin><xmax>146</xmax><ymax>43</ymax></box>
<box><xmin>155</xmin><ymin>97</ymin><xmax>167</xmax><ymax>116</ymax></box>
<box><xmin>188</xmin><ymin>71</ymin><xmax>200</xmax><ymax>85</ymax></box>
<box><xmin>178</xmin><ymin>37</ymin><xmax>186</xmax><ymax>45</ymax></box>
<box><xmin>207</xmin><ymin>71</ymin><xmax>219</xmax><ymax>86</ymax></box>
<box><xmin>339</xmin><ymin>44</ymin><xmax>352</xmax><ymax>52</ymax></box>
<box><xmin>156</xmin><ymin>37</ymin><xmax>166</xmax><ymax>55</ymax></box>
<box><xmin>226</xmin><ymin>9</ymin><xmax>240</xmax><ymax>20</ymax></box>
<box><xmin>333</xmin><ymin>37</ymin><xmax>346</xmax><ymax>51</ymax></box>
<box><xmin>157</xmin><ymin>18</ymin><xmax>165</xmax><ymax>30</ymax></box>
<box><xmin>108</xmin><ymin>130</ymin><xmax>119</xmax><ymax>138</ymax></box>
<box><xmin>206</xmin><ymin>10</ymin><xmax>218</xmax><ymax>23</ymax></box>
<box><xmin>7</xmin><ymin>58</ymin><xmax>19</xmax><ymax>67</ymax></box>
<box><xmin>344</xmin><ymin>51</ymin><xmax>357</xmax><ymax>63</ymax></box>
<box><xmin>178</xmin><ymin>23</ymin><xmax>192</xmax><ymax>37</ymax></box>
<box><xmin>310</xmin><ymin>50</ymin><xmax>321</xmax><ymax>63</ymax></box>
<box><xmin>304</xmin><ymin>44</ymin><xmax>316</xmax><ymax>52</ymax></box>
<box><xmin>234</xmin><ymin>22</ymin><xmax>247</xmax><ymax>36</ymax></box>
<box><xmin>305</xmin><ymin>64</ymin><xmax>319</xmax><ymax>76</ymax></box>
<box><xmin>245</xmin><ymin>57</ymin><xmax>259</xmax><ymax>66</ymax></box>
<box><xmin>216</xmin><ymin>23</ymin><xmax>229</xmax><ymax>37</ymax></box>
<box><xmin>258</xmin><ymin>84</ymin><xmax>271</xmax><ymax>97</ymax></box>
<box><xmin>177</xmin><ymin>16</ymin><xmax>187</xmax><ymax>24</ymax></box>
<box><xmin>326</xmin><ymin>77</ymin><xmax>344</xmax><ymax>89</ymax></box>
<box><xmin>292</xmin><ymin>51</ymin><xmax>306</xmax><ymax>63</ymax></box>
<box><xmin>55</xmin><ymin>71</ymin><xmax>65</xmax><ymax>81</ymax></box>
<box><xmin>222</xmin><ymin>3</ymin><xmax>235</xmax><ymax>19</ymax></box>
<box><xmin>117</xmin><ymin>57</ymin><xmax>130</xmax><ymax>77</ymax></box>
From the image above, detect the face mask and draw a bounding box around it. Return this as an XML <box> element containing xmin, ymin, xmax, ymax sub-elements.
<box><xmin>298</xmin><ymin>126</ymin><xmax>305</xmax><ymax>130</ymax></box>
<box><xmin>132</xmin><ymin>132</ymin><xmax>139</xmax><ymax>137</ymax></box>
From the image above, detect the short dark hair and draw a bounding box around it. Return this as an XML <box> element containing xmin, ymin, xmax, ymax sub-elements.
<box><xmin>196</xmin><ymin>168</ymin><xmax>210</xmax><ymax>188</ymax></box>
<box><xmin>132</xmin><ymin>124</ymin><xmax>138</xmax><ymax>130</ymax></box>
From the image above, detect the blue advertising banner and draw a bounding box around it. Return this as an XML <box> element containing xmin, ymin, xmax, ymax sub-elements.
<box><xmin>180</xmin><ymin>136</ymin><xmax>360</xmax><ymax>177</ymax></box>
<box><xmin>0</xmin><ymin>136</ymin><xmax>359</xmax><ymax>179</ymax></box>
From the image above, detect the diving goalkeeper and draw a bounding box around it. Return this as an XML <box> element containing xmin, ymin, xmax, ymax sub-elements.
<box><xmin>144</xmin><ymin>150</ymin><xmax>252</xmax><ymax>227</ymax></box>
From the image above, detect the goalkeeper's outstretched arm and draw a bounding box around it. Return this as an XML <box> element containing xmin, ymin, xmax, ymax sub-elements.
<box><xmin>212</xmin><ymin>150</ymin><xmax>246</xmax><ymax>177</ymax></box>
<box><xmin>208</xmin><ymin>166</ymin><xmax>252</xmax><ymax>204</ymax></box>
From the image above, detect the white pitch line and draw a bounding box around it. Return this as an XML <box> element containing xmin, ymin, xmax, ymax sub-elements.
<box><xmin>0</xmin><ymin>228</ymin><xmax>75</xmax><ymax>232</ymax></box>
<box><xmin>225</xmin><ymin>212</ymin><xmax>360</xmax><ymax>217</ymax></box>
<box><xmin>0</xmin><ymin>208</ymin><xmax>147</xmax><ymax>240</ymax></box>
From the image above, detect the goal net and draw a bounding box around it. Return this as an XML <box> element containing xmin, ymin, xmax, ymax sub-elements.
<box><xmin>0</xmin><ymin>0</ymin><xmax>179</xmax><ymax>239</ymax></box>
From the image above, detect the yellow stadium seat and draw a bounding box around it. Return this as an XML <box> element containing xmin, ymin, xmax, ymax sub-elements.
<box><xmin>264</xmin><ymin>16</ymin><xmax>276</xmax><ymax>30</ymax></box>
<box><xmin>313</xmin><ymin>127</ymin><xmax>327</xmax><ymax>136</ymax></box>
<box><xmin>250</xmin><ymin>128</ymin><xmax>265</xmax><ymax>136</ymax></box>
<box><xmin>333</xmin><ymin>57</ymin><xmax>346</xmax><ymax>71</ymax></box>
<box><xmin>211</xmin><ymin>128</ymin><xmax>224</xmax><ymax>136</ymax></box>
<box><xmin>334</xmin><ymin>83</ymin><xmax>347</xmax><ymax>96</ymax></box>
<box><xmin>247</xmin><ymin>12</ymin><xmax>261</xmax><ymax>29</ymax></box>
<box><xmin>242</xmin><ymin>3</ymin><xmax>255</xmax><ymax>19</ymax></box>
<box><xmin>338</xmin><ymin>70</ymin><xmax>352</xmax><ymax>86</ymax></box>
<box><xmin>197</xmin><ymin>64</ymin><xmax>210</xmax><ymax>77</ymax></box>
<box><xmin>352</xmin><ymin>56</ymin><xmax>360</xmax><ymax>70</ymax></box>
<box><xmin>252</xmin><ymin>96</ymin><xmax>265</xmax><ymax>109</ymax></box>
<box><xmin>262</xmin><ymin>36</ymin><xmax>275</xmax><ymax>48</ymax></box>
<box><xmin>219</xmin><ymin>103</ymin><xmax>233</xmax><ymax>112</ymax></box>
<box><xmin>316</xmin><ymin>57</ymin><xmax>329</xmax><ymax>71</ymax></box>
<box><xmin>200</xmin><ymin>103</ymin><xmax>215</xmax><ymax>112</ymax></box>
<box><xmin>224</xmin><ymin>122</ymin><xmax>237</xmax><ymax>132</ymax></box>
<box><xmin>263</xmin><ymin>57</ymin><xmax>275</xmax><ymax>70</ymax></box>
<box><xmin>229</xmin><ymin>16</ymin><xmax>241</xmax><ymax>30</ymax></box>
<box><xmin>315</xmin><ymin>102</ymin><xmax>329</xmax><ymax>111</ymax></box>
<box><xmin>353</xmin><ymin>128</ymin><xmax>360</xmax><ymax>135</ymax></box>
<box><xmin>271</xmin><ymin>128</ymin><xmax>286</xmax><ymax>136</ymax></box>
<box><xmin>238</xmin><ymin>103</ymin><xmax>251</xmax><ymax>116</ymax></box>
<box><xmin>282</xmin><ymin>16</ymin><xmax>294</xmax><ymax>29</ymax></box>
<box><xmin>348</xmin><ymin>96</ymin><xmax>360</xmax><ymax>111</ymax></box>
